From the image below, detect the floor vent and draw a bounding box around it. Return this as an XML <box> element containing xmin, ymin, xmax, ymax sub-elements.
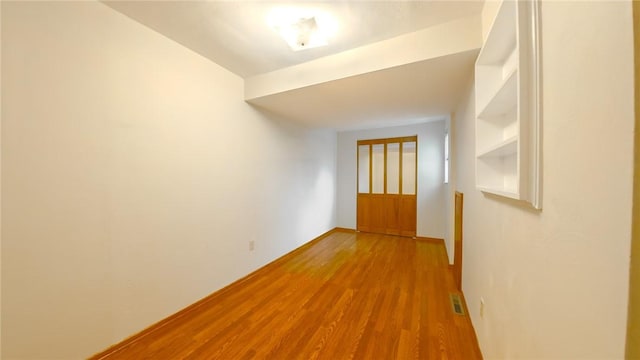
<box><xmin>450</xmin><ymin>293</ymin><xmax>465</xmax><ymax>316</ymax></box>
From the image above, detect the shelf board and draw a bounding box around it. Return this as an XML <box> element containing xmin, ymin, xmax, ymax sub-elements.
<box><xmin>477</xmin><ymin>186</ymin><xmax>520</xmax><ymax>200</ymax></box>
<box><xmin>476</xmin><ymin>0</ymin><xmax>517</xmax><ymax>66</ymax></box>
<box><xmin>477</xmin><ymin>136</ymin><xmax>517</xmax><ymax>158</ymax></box>
<box><xmin>477</xmin><ymin>69</ymin><xmax>518</xmax><ymax>120</ymax></box>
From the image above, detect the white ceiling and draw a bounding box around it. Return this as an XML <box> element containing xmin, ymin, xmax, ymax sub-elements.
<box><xmin>104</xmin><ymin>1</ymin><xmax>484</xmax><ymax>78</ymax></box>
<box><xmin>104</xmin><ymin>1</ymin><xmax>485</xmax><ymax>129</ymax></box>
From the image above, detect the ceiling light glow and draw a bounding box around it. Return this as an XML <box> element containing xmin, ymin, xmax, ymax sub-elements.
<box><xmin>267</xmin><ymin>7</ymin><xmax>337</xmax><ymax>51</ymax></box>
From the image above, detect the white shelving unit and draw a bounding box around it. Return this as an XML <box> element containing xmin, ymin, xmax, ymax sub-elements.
<box><xmin>474</xmin><ymin>0</ymin><xmax>541</xmax><ymax>209</ymax></box>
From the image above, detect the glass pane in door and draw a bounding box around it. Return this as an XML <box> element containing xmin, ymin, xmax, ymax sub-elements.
<box><xmin>358</xmin><ymin>145</ymin><xmax>370</xmax><ymax>193</ymax></box>
<box><xmin>402</xmin><ymin>141</ymin><xmax>416</xmax><ymax>195</ymax></box>
<box><xmin>372</xmin><ymin>144</ymin><xmax>384</xmax><ymax>194</ymax></box>
<box><xmin>386</xmin><ymin>143</ymin><xmax>400</xmax><ymax>194</ymax></box>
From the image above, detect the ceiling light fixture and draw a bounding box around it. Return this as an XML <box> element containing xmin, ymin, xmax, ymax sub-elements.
<box><xmin>267</xmin><ymin>8</ymin><xmax>337</xmax><ymax>51</ymax></box>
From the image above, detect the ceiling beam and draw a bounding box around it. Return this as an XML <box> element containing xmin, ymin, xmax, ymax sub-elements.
<box><xmin>244</xmin><ymin>14</ymin><xmax>482</xmax><ymax>101</ymax></box>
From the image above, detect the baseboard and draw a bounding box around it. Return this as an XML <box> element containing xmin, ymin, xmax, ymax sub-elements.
<box><xmin>415</xmin><ymin>236</ymin><xmax>445</xmax><ymax>244</ymax></box>
<box><xmin>89</xmin><ymin>227</ymin><xmax>341</xmax><ymax>359</ymax></box>
<box><xmin>334</xmin><ymin>227</ymin><xmax>356</xmax><ymax>233</ymax></box>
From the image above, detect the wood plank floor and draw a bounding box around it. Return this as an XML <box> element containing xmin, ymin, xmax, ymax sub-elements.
<box><xmin>92</xmin><ymin>230</ymin><xmax>482</xmax><ymax>359</ymax></box>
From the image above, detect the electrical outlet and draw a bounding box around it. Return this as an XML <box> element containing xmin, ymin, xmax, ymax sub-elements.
<box><xmin>480</xmin><ymin>297</ymin><xmax>485</xmax><ymax>318</ymax></box>
<box><xmin>249</xmin><ymin>240</ymin><xmax>255</xmax><ymax>251</ymax></box>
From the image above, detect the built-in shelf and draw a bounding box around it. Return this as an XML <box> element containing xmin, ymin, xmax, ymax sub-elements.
<box><xmin>476</xmin><ymin>1</ymin><xmax>517</xmax><ymax>66</ymax></box>
<box><xmin>477</xmin><ymin>187</ymin><xmax>520</xmax><ymax>200</ymax></box>
<box><xmin>477</xmin><ymin>69</ymin><xmax>517</xmax><ymax>120</ymax></box>
<box><xmin>474</xmin><ymin>0</ymin><xmax>541</xmax><ymax>209</ymax></box>
<box><xmin>477</xmin><ymin>136</ymin><xmax>517</xmax><ymax>158</ymax></box>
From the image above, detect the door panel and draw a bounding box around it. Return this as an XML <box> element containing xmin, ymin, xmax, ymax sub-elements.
<box><xmin>358</xmin><ymin>145</ymin><xmax>370</xmax><ymax>194</ymax></box>
<box><xmin>402</xmin><ymin>141</ymin><xmax>417</xmax><ymax>195</ymax></box>
<box><xmin>357</xmin><ymin>194</ymin><xmax>371</xmax><ymax>232</ymax></box>
<box><xmin>399</xmin><ymin>196</ymin><xmax>417</xmax><ymax>237</ymax></box>
<box><xmin>357</xmin><ymin>194</ymin><xmax>387</xmax><ymax>235</ymax></box>
<box><xmin>386</xmin><ymin>143</ymin><xmax>400</xmax><ymax>194</ymax></box>
<box><xmin>384</xmin><ymin>196</ymin><xmax>401</xmax><ymax>235</ymax></box>
<box><xmin>371</xmin><ymin>144</ymin><xmax>385</xmax><ymax>194</ymax></box>
<box><xmin>369</xmin><ymin>195</ymin><xmax>386</xmax><ymax>234</ymax></box>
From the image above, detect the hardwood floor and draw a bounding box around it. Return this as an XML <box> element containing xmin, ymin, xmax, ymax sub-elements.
<box><xmin>91</xmin><ymin>230</ymin><xmax>482</xmax><ymax>359</ymax></box>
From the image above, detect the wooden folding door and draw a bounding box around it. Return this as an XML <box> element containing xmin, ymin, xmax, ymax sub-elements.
<box><xmin>357</xmin><ymin>136</ymin><xmax>417</xmax><ymax>237</ymax></box>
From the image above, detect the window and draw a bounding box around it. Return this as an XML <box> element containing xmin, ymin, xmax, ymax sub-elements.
<box><xmin>444</xmin><ymin>132</ymin><xmax>449</xmax><ymax>184</ymax></box>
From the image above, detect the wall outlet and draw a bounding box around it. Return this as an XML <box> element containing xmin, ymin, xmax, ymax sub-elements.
<box><xmin>480</xmin><ymin>297</ymin><xmax>485</xmax><ymax>318</ymax></box>
<box><xmin>249</xmin><ymin>240</ymin><xmax>255</xmax><ymax>251</ymax></box>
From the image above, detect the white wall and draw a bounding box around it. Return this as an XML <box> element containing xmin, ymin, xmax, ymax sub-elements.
<box><xmin>1</xmin><ymin>2</ymin><xmax>336</xmax><ymax>359</ymax></box>
<box><xmin>336</xmin><ymin>121</ymin><xmax>446</xmax><ymax>240</ymax></box>
<box><xmin>453</xmin><ymin>1</ymin><xmax>634</xmax><ymax>358</ymax></box>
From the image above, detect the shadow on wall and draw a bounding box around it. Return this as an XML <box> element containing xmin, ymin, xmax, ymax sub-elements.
<box><xmin>247</xmin><ymin>103</ymin><xmax>338</xmax><ymax>249</ymax></box>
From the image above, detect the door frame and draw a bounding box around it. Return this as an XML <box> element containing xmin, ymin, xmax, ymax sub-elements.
<box><xmin>626</xmin><ymin>1</ymin><xmax>640</xmax><ymax>357</ymax></box>
<box><xmin>453</xmin><ymin>191</ymin><xmax>464</xmax><ymax>291</ymax></box>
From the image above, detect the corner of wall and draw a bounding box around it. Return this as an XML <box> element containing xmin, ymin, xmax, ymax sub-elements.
<box><xmin>481</xmin><ymin>0</ymin><xmax>501</xmax><ymax>42</ymax></box>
